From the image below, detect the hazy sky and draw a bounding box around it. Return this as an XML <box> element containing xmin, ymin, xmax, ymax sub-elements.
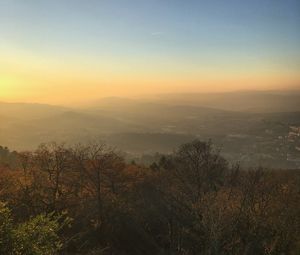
<box><xmin>0</xmin><ymin>0</ymin><xmax>300</xmax><ymax>104</ymax></box>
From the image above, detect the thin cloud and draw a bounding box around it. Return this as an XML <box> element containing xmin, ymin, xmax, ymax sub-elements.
<box><xmin>151</xmin><ymin>32</ymin><xmax>164</xmax><ymax>36</ymax></box>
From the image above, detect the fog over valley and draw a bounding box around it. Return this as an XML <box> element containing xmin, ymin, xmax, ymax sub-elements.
<box><xmin>1</xmin><ymin>90</ymin><xmax>300</xmax><ymax>168</ymax></box>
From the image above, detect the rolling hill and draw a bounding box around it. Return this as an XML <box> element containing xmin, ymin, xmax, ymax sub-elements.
<box><xmin>1</xmin><ymin>91</ymin><xmax>299</xmax><ymax>168</ymax></box>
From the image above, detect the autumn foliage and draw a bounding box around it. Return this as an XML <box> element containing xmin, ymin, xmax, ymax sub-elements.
<box><xmin>0</xmin><ymin>140</ymin><xmax>299</xmax><ymax>254</ymax></box>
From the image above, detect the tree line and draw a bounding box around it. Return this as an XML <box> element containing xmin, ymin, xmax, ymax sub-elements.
<box><xmin>0</xmin><ymin>140</ymin><xmax>299</xmax><ymax>254</ymax></box>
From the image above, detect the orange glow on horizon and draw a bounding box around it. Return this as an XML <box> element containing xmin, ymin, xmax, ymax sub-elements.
<box><xmin>1</xmin><ymin>45</ymin><xmax>299</xmax><ymax>105</ymax></box>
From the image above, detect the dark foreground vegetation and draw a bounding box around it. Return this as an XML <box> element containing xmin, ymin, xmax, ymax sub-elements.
<box><xmin>0</xmin><ymin>140</ymin><xmax>299</xmax><ymax>254</ymax></box>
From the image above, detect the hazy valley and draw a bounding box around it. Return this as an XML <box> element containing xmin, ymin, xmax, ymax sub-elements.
<box><xmin>1</xmin><ymin>91</ymin><xmax>300</xmax><ymax>168</ymax></box>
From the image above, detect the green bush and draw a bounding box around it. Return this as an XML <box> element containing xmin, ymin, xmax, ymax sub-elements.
<box><xmin>0</xmin><ymin>202</ymin><xmax>67</xmax><ymax>255</ymax></box>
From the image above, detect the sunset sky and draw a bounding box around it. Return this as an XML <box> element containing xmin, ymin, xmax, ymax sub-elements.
<box><xmin>0</xmin><ymin>0</ymin><xmax>300</xmax><ymax>104</ymax></box>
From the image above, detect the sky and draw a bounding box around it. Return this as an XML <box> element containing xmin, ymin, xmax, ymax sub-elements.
<box><xmin>0</xmin><ymin>0</ymin><xmax>300</xmax><ymax>104</ymax></box>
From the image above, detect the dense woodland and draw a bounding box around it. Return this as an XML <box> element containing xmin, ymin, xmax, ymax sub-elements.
<box><xmin>0</xmin><ymin>140</ymin><xmax>299</xmax><ymax>254</ymax></box>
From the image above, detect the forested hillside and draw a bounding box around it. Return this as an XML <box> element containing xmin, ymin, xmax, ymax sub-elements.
<box><xmin>0</xmin><ymin>140</ymin><xmax>299</xmax><ymax>254</ymax></box>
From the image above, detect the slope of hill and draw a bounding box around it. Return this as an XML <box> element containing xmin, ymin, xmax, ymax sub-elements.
<box><xmin>149</xmin><ymin>90</ymin><xmax>300</xmax><ymax>112</ymax></box>
<box><xmin>0</xmin><ymin>102</ymin><xmax>69</xmax><ymax>120</ymax></box>
<box><xmin>1</xmin><ymin>91</ymin><xmax>299</xmax><ymax>168</ymax></box>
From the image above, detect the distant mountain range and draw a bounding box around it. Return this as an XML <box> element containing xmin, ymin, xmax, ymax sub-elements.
<box><xmin>146</xmin><ymin>90</ymin><xmax>300</xmax><ymax>112</ymax></box>
<box><xmin>1</xmin><ymin>91</ymin><xmax>300</xmax><ymax>164</ymax></box>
